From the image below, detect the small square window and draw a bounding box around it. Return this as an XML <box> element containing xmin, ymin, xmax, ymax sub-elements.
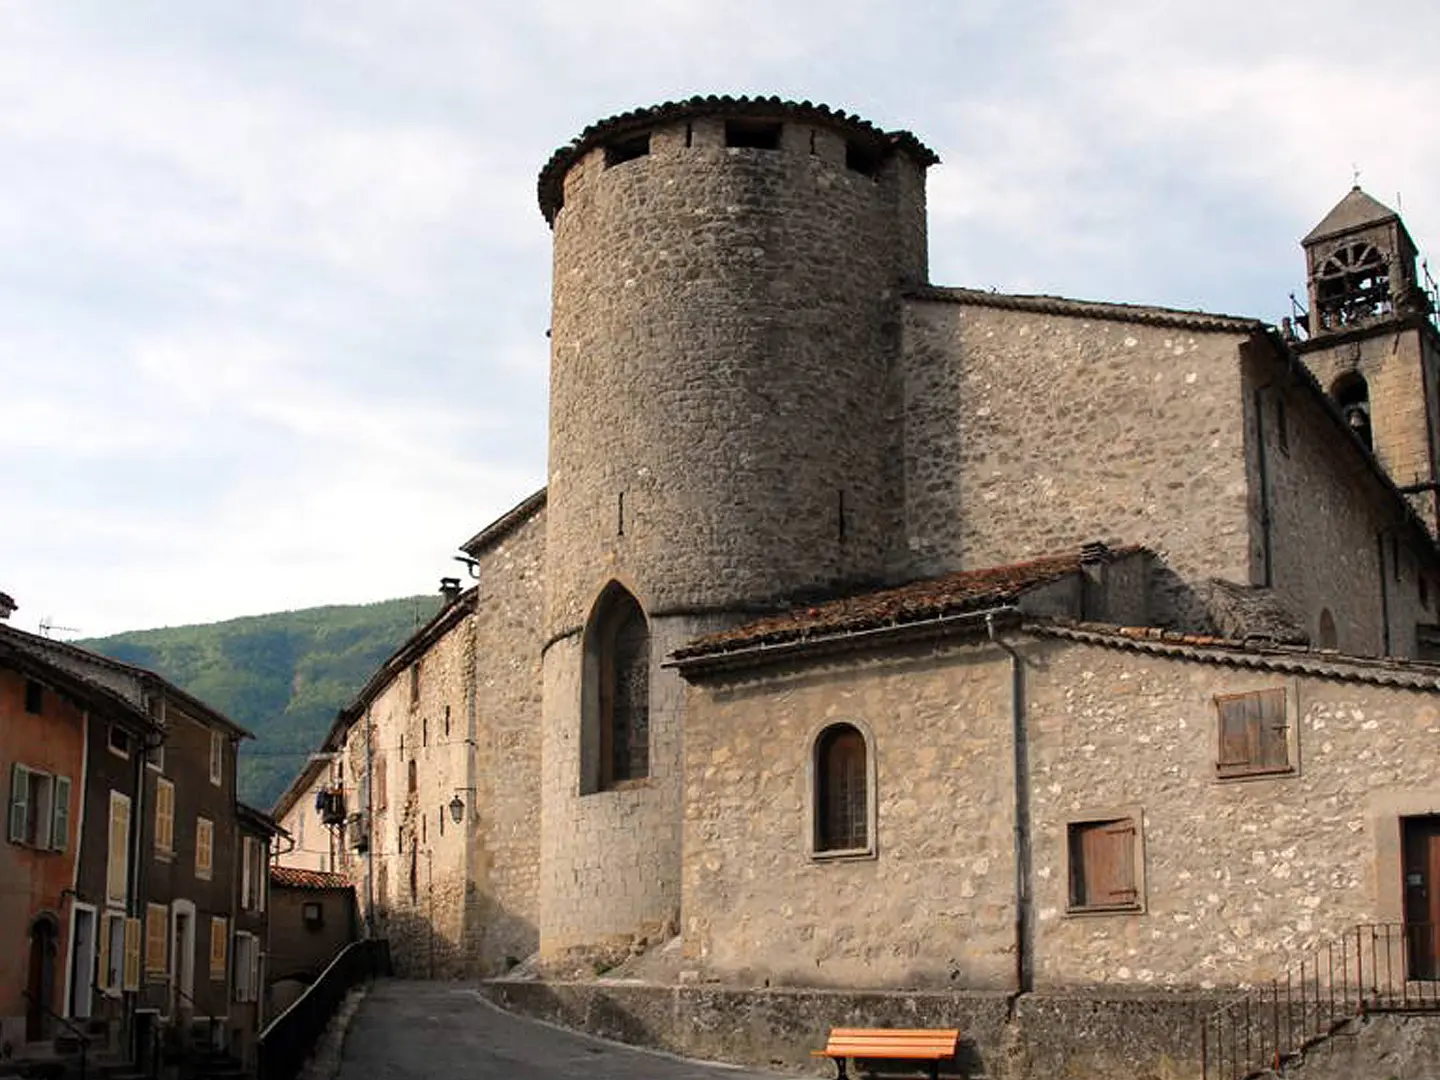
<box><xmin>108</xmin><ymin>726</ymin><xmax>131</xmax><ymax>759</ymax></box>
<box><xmin>725</xmin><ymin>119</ymin><xmax>781</xmax><ymax>150</ymax></box>
<box><xmin>302</xmin><ymin>901</ymin><xmax>324</xmax><ymax>930</ymax></box>
<box><xmin>1216</xmin><ymin>687</ymin><xmax>1295</xmax><ymax>778</ymax></box>
<box><xmin>24</xmin><ymin>680</ymin><xmax>43</xmax><ymax>715</ymax></box>
<box><xmin>1067</xmin><ymin>812</ymin><xmax>1144</xmax><ymax>914</ymax></box>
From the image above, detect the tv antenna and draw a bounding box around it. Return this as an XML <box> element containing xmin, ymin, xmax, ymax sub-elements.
<box><xmin>39</xmin><ymin>617</ymin><xmax>80</xmax><ymax>638</ymax></box>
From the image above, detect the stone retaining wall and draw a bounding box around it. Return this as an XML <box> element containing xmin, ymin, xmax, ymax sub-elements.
<box><xmin>479</xmin><ymin>978</ymin><xmax>1230</xmax><ymax>1080</ymax></box>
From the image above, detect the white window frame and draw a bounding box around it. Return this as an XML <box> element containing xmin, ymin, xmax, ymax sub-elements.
<box><xmin>108</xmin><ymin>724</ymin><xmax>131</xmax><ymax>760</ymax></box>
<box><xmin>99</xmin><ymin>910</ymin><xmax>126</xmax><ymax>995</ymax></box>
<box><xmin>232</xmin><ymin>932</ymin><xmax>258</xmax><ymax>1003</ymax></box>
<box><xmin>7</xmin><ymin>765</ymin><xmax>69</xmax><ymax>851</ymax></box>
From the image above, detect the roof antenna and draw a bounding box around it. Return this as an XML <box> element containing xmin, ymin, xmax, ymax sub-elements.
<box><xmin>1352</xmin><ymin>163</ymin><xmax>1361</xmax><ymax>188</ymax></box>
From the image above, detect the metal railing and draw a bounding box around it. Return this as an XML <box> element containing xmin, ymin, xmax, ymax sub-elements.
<box><xmin>20</xmin><ymin>989</ymin><xmax>89</xmax><ymax>1080</ymax></box>
<box><xmin>257</xmin><ymin>938</ymin><xmax>390</xmax><ymax>1080</ymax></box>
<box><xmin>1201</xmin><ymin>923</ymin><xmax>1440</xmax><ymax>1080</ymax></box>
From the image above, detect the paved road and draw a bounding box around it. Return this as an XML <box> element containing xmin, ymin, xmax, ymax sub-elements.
<box><xmin>337</xmin><ymin>979</ymin><xmax>788</xmax><ymax>1080</ymax></box>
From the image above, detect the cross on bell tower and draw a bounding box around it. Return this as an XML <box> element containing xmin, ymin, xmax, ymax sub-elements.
<box><xmin>1294</xmin><ymin>185</ymin><xmax>1440</xmax><ymax>534</ymax></box>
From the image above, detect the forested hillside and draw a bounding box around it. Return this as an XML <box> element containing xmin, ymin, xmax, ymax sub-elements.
<box><xmin>78</xmin><ymin>596</ymin><xmax>442</xmax><ymax>809</ymax></box>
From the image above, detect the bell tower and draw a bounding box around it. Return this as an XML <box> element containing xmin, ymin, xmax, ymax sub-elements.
<box><xmin>1294</xmin><ymin>186</ymin><xmax>1440</xmax><ymax>532</ymax></box>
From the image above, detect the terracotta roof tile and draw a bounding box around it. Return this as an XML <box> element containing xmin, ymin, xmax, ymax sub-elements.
<box><xmin>1035</xmin><ymin>620</ymin><xmax>1440</xmax><ymax>690</ymax></box>
<box><xmin>270</xmin><ymin>865</ymin><xmax>352</xmax><ymax>890</ymax></box>
<box><xmin>675</xmin><ymin>547</ymin><xmax>1139</xmax><ymax>661</ymax></box>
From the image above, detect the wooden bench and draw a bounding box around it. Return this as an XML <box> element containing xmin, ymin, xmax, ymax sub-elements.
<box><xmin>811</xmin><ymin>1027</ymin><xmax>961</xmax><ymax>1079</ymax></box>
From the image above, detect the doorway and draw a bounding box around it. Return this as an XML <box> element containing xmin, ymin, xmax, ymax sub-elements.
<box><xmin>68</xmin><ymin>905</ymin><xmax>96</xmax><ymax>1020</ymax></box>
<box><xmin>171</xmin><ymin>901</ymin><xmax>195</xmax><ymax>1016</ymax></box>
<box><xmin>26</xmin><ymin>916</ymin><xmax>59</xmax><ymax>1042</ymax></box>
<box><xmin>1402</xmin><ymin>815</ymin><xmax>1440</xmax><ymax>979</ymax></box>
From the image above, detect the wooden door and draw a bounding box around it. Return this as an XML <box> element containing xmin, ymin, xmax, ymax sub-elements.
<box><xmin>1402</xmin><ymin>816</ymin><xmax>1440</xmax><ymax>980</ymax></box>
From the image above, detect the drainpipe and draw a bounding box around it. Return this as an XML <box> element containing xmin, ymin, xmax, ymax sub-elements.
<box><xmin>364</xmin><ymin>709</ymin><xmax>375</xmax><ymax>940</ymax></box>
<box><xmin>987</xmin><ymin>612</ymin><xmax>1032</xmax><ymax>994</ymax></box>
<box><xmin>1377</xmin><ymin>530</ymin><xmax>1393</xmax><ymax>656</ymax></box>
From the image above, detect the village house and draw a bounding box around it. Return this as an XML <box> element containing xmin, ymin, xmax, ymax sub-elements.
<box><xmin>1</xmin><ymin>623</ymin><xmax>273</xmax><ymax>1077</ymax></box>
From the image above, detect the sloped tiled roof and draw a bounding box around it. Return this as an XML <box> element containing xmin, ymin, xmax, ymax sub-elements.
<box><xmin>1304</xmin><ymin>186</ymin><xmax>1399</xmax><ymax>244</ymax></box>
<box><xmin>1035</xmin><ymin>621</ymin><xmax>1440</xmax><ymax>691</ymax></box>
<box><xmin>674</xmin><ymin>547</ymin><xmax>1140</xmax><ymax>662</ymax></box>
<box><xmin>270</xmin><ymin>865</ymin><xmax>352</xmax><ymax>890</ymax></box>
<box><xmin>537</xmin><ymin>94</ymin><xmax>940</xmax><ymax>224</ymax></box>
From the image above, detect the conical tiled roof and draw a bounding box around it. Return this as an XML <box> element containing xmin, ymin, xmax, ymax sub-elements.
<box><xmin>1304</xmin><ymin>186</ymin><xmax>1399</xmax><ymax>244</ymax></box>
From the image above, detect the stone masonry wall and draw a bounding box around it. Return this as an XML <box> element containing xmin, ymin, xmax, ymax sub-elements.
<box><xmin>1025</xmin><ymin>636</ymin><xmax>1440</xmax><ymax>988</ymax></box>
<box><xmin>342</xmin><ymin>609</ymin><xmax>475</xmax><ymax>979</ymax></box>
<box><xmin>1249</xmin><ymin>345</ymin><xmax>1440</xmax><ymax>658</ymax></box>
<box><xmin>545</xmin><ymin>115</ymin><xmax>927</xmax><ymax>639</ymax></box>
<box><xmin>899</xmin><ymin>299</ymin><xmax>1254</xmax><ymax>628</ymax></box>
<box><xmin>539</xmin><ymin>613</ymin><xmax>731</xmax><ymax>956</ymax></box>
<box><xmin>681</xmin><ymin>641</ymin><xmax>1018</xmax><ymax>990</ymax></box>
<box><xmin>680</xmin><ymin>629</ymin><xmax>1440</xmax><ymax>994</ymax></box>
<box><xmin>469</xmin><ymin>506</ymin><xmax>546</xmax><ymax>973</ymax></box>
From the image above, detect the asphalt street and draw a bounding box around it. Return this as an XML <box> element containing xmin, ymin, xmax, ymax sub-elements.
<box><xmin>336</xmin><ymin>979</ymin><xmax>790</xmax><ymax>1080</ymax></box>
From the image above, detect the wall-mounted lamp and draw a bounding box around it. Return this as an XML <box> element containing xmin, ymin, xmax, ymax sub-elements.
<box><xmin>449</xmin><ymin>787</ymin><xmax>477</xmax><ymax>824</ymax></box>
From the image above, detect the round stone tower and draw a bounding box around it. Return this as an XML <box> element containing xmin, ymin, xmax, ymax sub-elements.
<box><xmin>536</xmin><ymin>96</ymin><xmax>937</xmax><ymax>956</ymax></box>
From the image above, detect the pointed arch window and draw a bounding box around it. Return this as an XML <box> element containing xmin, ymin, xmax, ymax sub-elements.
<box><xmin>812</xmin><ymin>722</ymin><xmax>874</xmax><ymax>856</ymax></box>
<box><xmin>582</xmin><ymin>584</ymin><xmax>651</xmax><ymax>793</ymax></box>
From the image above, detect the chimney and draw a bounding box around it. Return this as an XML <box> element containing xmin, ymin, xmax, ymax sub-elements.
<box><xmin>0</xmin><ymin>591</ymin><xmax>15</xmax><ymax>621</ymax></box>
<box><xmin>439</xmin><ymin>577</ymin><xmax>462</xmax><ymax>603</ymax></box>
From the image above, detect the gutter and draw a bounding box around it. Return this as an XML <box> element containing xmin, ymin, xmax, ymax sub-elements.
<box><xmin>987</xmin><ymin>613</ymin><xmax>1032</xmax><ymax>994</ymax></box>
<box><xmin>666</xmin><ymin>605</ymin><xmax>1026</xmax><ymax>677</ymax></box>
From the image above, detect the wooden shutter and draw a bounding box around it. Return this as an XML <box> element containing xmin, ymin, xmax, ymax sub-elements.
<box><xmin>209</xmin><ymin>917</ymin><xmax>227</xmax><ymax>980</ymax></box>
<box><xmin>1256</xmin><ymin>688</ymin><xmax>1289</xmax><ymax>769</ymax></box>
<box><xmin>8</xmin><ymin>764</ymin><xmax>29</xmax><ymax>844</ymax></box>
<box><xmin>241</xmin><ymin>836</ymin><xmax>254</xmax><ymax>910</ymax></box>
<box><xmin>98</xmin><ymin>914</ymin><xmax>113</xmax><ymax>991</ymax></box>
<box><xmin>145</xmin><ymin>904</ymin><xmax>167</xmax><ymax>975</ymax></box>
<box><xmin>1217</xmin><ymin>697</ymin><xmax>1253</xmax><ymax>769</ymax></box>
<box><xmin>155</xmin><ymin>779</ymin><xmax>174</xmax><ymax>854</ymax></box>
<box><xmin>196</xmin><ymin>818</ymin><xmax>213</xmax><ymax>878</ymax></box>
<box><xmin>51</xmin><ymin>776</ymin><xmax>71</xmax><ymax>852</ymax></box>
<box><xmin>107</xmin><ymin>793</ymin><xmax>131</xmax><ymax>905</ymax></box>
<box><xmin>1072</xmin><ymin>819</ymin><xmax>1138</xmax><ymax>908</ymax></box>
<box><xmin>122</xmin><ymin>917</ymin><xmax>142</xmax><ymax>991</ymax></box>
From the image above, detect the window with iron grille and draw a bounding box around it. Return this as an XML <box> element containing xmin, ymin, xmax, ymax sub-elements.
<box><xmin>814</xmin><ymin>723</ymin><xmax>869</xmax><ymax>855</ymax></box>
<box><xmin>1216</xmin><ymin>687</ymin><xmax>1293</xmax><ymax>778</ymax></box>
<box><xmin>1067</xmin><ymin>815</ymin><xmax>1143</xmax><ymax>913</ymax></box>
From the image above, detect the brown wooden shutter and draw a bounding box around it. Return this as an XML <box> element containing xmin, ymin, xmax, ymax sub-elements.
<box><xmin>1257</xmin><ymin>688</ymin><xmax>1289</xmax><ymax>769</ymax></box>
<box><xmin>1217</xmin><ymin>697</ymin><xmax>1253</xmax><ymax>768</ymax></box>
<box><xmin>1072</xmin><ymin>819</ymin><xmax>1137</xmax><ymax>907</ymax></box>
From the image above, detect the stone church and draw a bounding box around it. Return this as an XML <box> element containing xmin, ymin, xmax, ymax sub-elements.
<box><xmin>273</xmin><ymin>95</ymin><xmax>1440</xmax><ymax>1070</ymax></box>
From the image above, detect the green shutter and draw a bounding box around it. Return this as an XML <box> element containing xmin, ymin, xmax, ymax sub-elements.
<box><xmin>51</xmin><ymin>776</ymin><xmax>71</xmax><ymax>852</ymax></box>
<box><xmin>8</xmin><ymin>764</ymin><xmax>28</xmax><ymax>844</ymax></box>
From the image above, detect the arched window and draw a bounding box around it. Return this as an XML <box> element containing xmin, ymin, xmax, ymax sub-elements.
<box><xmin>1332</xmin><ymin>372</ymin><xmax>1372</xmax><ymax>450</ymax></box>
<box><xmin>1318</xmin><ymin>608</ymin><xmax>1338</xmax><ymax>650</ymax></box>
<box><xmin>1316</xmin><ymin>241</ymin><xmax>1391</xmax><ymax>330</ymax></box>
<box><xmin>814</xmin><ymin>723</ymin><xmax>869</xmax><ymax>854</ymax></box>
<box><xmin>581</xmin><ymin>584</ymin><xmax>651</xmax><ymax>793</ymax></box>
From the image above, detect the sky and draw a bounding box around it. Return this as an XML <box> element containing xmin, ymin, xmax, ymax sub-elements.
<box><xmin>4</xmin><ymin>0</ymin><xmax>1440</xmax><ymax>637</ymax></box>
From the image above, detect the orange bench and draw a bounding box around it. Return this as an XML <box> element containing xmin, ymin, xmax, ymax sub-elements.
<box><xmin>811</xmin><ymin>1027</ymin><xmax>961</xmax><ymax>1079</ymax></box>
